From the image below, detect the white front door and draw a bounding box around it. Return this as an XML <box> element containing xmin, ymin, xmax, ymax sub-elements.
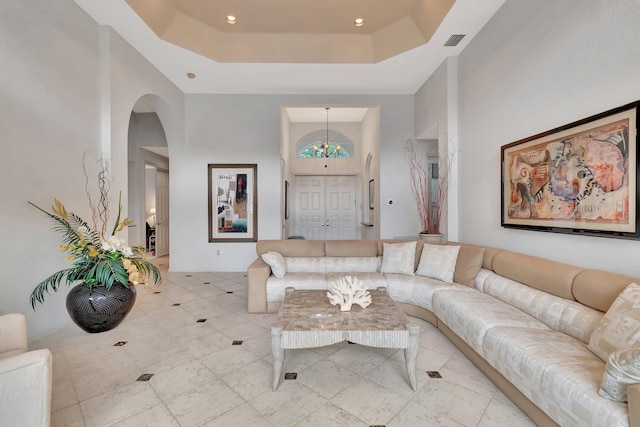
<box><xmin>155</xmin><ymin>171</ymin><xmax>169</xmax><ymax>257</ymax></box>
<box><xmin>293</xmin><ymin>175</ymin><xmax>356</xmax><ymax>240</ymax></box>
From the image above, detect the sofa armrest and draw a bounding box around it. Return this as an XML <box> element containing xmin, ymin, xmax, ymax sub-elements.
<box><xmin>0</xmin><ymin>348</ymin><xmax>52</xmax><ymax>427</ymax></box>
<box><xmin>247</xmin><ymin>257</ymin><xmax>271</xmax><ymax>313</ymax></box>
<box><xmin>0</xmin><ymin>313</ymin><xmax>28</xmax><ymax>356</ymax></box>
<box><xmin>629</xmin><ymin>383</ymin><xmax>640</xmax><ymax>427</ymax></box>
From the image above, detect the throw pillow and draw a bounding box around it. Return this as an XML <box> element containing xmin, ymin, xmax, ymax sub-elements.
<box><xmin>261</xmin><ymin>251</ymin><xmax>287</xmax><ymax>279</ymax></box>
<box><xmin>415</xmin><ymin>243</ymin><xmax>461</xmax><ymax>283</ymax></box>
<box><xmin>380</xmin><ymin>241</ymin><xmax>417</xmax><ymax>276</ymax></box>
<box><xmin>599</xmin><ymin>348</ymin><xmax>640</xmax><ymax>402</ymax></box>
<box><xmin>588</xmin><ymin>282</ymin><xmax>640</xmax><ymax>361</ymax></box>
<box><xmin>453</xmin><ymin>245</ymin><xmax>485</xmax><ymax>287</ymax></box>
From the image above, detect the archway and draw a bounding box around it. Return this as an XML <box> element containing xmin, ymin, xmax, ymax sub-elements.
<box><xmin>127</xmin><ymin>95</ymin><xmax>170</xmax><ymax>257</ymax></box>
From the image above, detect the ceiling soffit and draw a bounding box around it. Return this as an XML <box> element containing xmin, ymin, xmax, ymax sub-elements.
<box><xmin>125</xmin><ymin>0</ymin><xmax>456</xmax><ymax>64</ymax></box>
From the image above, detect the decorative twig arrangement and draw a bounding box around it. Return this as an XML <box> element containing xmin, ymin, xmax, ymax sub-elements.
<box><xmin>405</xmin><ymin>139</ymin><xmax>455</xmax><ymax>234</ymax></box>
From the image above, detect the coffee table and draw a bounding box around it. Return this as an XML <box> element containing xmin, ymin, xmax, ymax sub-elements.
<box><xmin>271</xmin><ymin>286</ymin><xmax>420</xmax><ymax>391</ymax></box>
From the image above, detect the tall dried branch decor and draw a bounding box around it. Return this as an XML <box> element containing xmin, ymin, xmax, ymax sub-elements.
<box><xmin>28</xmin><ymin>157</ymin><xmax>161</xmax><ymax>308</ymax></box>
<box><xmin>405</xmin><ymin>139</ymin><xmax>454</xmax><ymax>235</ymax></box>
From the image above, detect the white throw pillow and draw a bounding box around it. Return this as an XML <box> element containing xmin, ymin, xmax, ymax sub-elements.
<box><xmin>261</xmin><ymin>251</ymin><xmax>287</xmax><ymax>279</ymax></box>
<box><xmin>416</xmin><ymin>243</ymin><xmax>461</xmax><ymax>283</ymax></box>
<box><xmin>599</xmin><ymin>348</ymin><xmax>640</xmax><ymax>402</ymax></box>
<box><xmin>380</xmin><ymin>241</ymin><xmax>416</xmax><ymax>276</ymax></box>
<box><xmin>589</xmin><ymin>282</ymin><xmax>640</xmax><ymax>361</ymax></box>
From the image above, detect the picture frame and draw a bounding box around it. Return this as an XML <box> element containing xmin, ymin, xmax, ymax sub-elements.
<box><xmin>369</xmin><ymin>179</ymin><xmax>375</xmax><ymax>210</ymax></box>
<box><xmin>501</xmin><ymin>100</ymin><xmax>640</xmax><ymax>240</ymax></box>
<box><xmin>208</xmin><ymin>164</ymin><xmax>257</xmax><ymax>242</ymax></box>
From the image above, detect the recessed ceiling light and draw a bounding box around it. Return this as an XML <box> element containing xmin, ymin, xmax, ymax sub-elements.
<box><xmin>187</xmin><ymin>72</ymin><xmax>196</xmax><ymax>79</ymax></box>
<box><xmin>226</xmin><ymin>15</ymin><xmax>237</xmax><ymax>24</ymax></box>
<box><xmin>354</xmin><ymin>18</ymin><xmax>364</xmax><ymax>27</ymax></box>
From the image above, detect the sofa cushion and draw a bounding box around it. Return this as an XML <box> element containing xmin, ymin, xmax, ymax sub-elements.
<box><xmin>323</xmin><ymin>257</ymin><xmax>380</xmax><ymax>273</ymax></box>
<box><xmin>491</xmin><ymin>250</ymin><xmax>581</xmax><ymax>301</ymax></box>
<box><xmin>573</xmin><ymin>270</ymin><xmax>640</xmax><ymax>313</ymax></box>
<box><xmin>589</xmin><ymin>282</ymin><xmax>640</xmax><ymax>361</ymax></box>
<box><xmin>285</xmin><ymin>257</ymin><xmax>326</xmax><ymax>273</ymax></box>
<box><xmin>473</xmin><ymin>268</ymin><xmax>494</xmax><ymax>293</ymax></box>
<box><xmin>483</xmin><ymin>274</ymin><xmax>603</xmax><ymax>344</ymax></box>
<box><xmin>415</xmin><ymin>243</ymin><xmax>460</xmax><ymax>283</ymax></box>
<box><xmin>266</xmin><ymin>273</ymin><xmax>327</xmax><ymax>302</ymax></box>
<box><xmin>326</xmin><ymin>272</ymin><xmax>387</xmax><ymax>289</ymax></box>
<box><xmin>380</xmin><ymin>241</ymin><xmax>416</xmax><ymax>276</ymax></box>
<box><xmin>257</xmin><ymin>239</ymin><xmax>325</xmax><ymax>257</ymax></box>
<box><xmin>482</xmin><ymin>327</ymin><xmax>628</xmax><ymax>427</ymax></box>
<box><xmin>261</xmin><ymin>251</ymin><xmax>287</xmax><ymax>279</ymax></box>
<box><xmin>325</xmin><ymin>240</ymin><xmax>378</xmax><ymax>257</ymax></box>
<box><xmin>433</xmin><ymin>289</ymin><xmax>550</xmax><ymax>355</ymax></box>
<box><xmin>453</xmin><ymin>245</ymin><xmax>485</xmax><ymax>287</ymax></box>
<box><xmin>599</xmin><ymin>348</ymin><xmax>640</xmax><ymax>402</ymax></box>
<box><xmin>385</xmin><ymin>273</ymin><xmax>472</xmax><ymax>312</ymax></box>
<box><xmin>378</xmin><ymin>239</ymin><xmax>424</xmax><ymax>270</ymax></box>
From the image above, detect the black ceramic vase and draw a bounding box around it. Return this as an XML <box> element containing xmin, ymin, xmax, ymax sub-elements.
<box><xmin>66</xmin><ymin>283</ymin><xmax>137</xmax><ymax>333</ymax></box>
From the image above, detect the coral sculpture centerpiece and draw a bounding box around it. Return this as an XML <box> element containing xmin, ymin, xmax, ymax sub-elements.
<box><xmin>327</xmin><ymin>276</ymin><xmax>372</xmax><ymax>312</ymax></box>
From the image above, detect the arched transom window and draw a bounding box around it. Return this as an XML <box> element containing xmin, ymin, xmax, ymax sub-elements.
<box><xmin>296</xmin><ymin>129</ymin><xmax>354</xmax><ymax>158</ymax></box>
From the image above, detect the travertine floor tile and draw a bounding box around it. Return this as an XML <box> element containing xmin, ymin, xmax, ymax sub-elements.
<box><xmin>165</xmin><ymin>379</ymin><xmax>244</xmax><ymax>427</ymax></box>
<box><xmin>297</xmin><ymin>402</ymin><xmax>368</xmax><ymax>427</ymax></box>
<box><xmin>51</xmin><ymin>403</ymin><xmax>84</xmax><ymax>427</ymax></box>
<box><xmin>79</xmin><ymin>382</ymin><xmax>161</xmax><ymax>427</ymax></box>
<box><xmin>200</xmin><ymin>402</ymin><xmax>272</xmax><ymax>427</ymax></box>
<box><xmin>387</xmin><ymin>379</ymin><xmax>491</xmax><ymax>427</ymax></box>
<box><xmin>149</xmin><ymin>359</ymin><xmax>217</xmax><ymax>402</ymax></box>
<box><xmin>477</xmin><ymin>397</ymin><xmax>537</xmax><ymax>427</ymax></box>
<box><xmin>248</xmin><ymin>380</ymin><xmax>327</xmax><ymax>427</ymax></box>
<box><xmin>330</xmin><ymin>378</ymin><xmax>409</xmax><ymax>425</ymax></box>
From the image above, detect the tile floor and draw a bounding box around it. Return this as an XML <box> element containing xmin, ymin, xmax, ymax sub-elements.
<box><xmin>31</xmin><ymin>257</ymin><xmax>536</xmax><ymax>427</ymax></box>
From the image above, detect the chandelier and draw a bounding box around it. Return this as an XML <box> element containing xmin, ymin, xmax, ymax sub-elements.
<box><xmin>313</xmin><ymin>107</ymin><xmax>341</xmax><ymax>158</ymax></box>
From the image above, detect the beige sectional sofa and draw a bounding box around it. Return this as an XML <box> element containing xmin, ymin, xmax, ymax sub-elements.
<box><xmin>247</xmin><ymin>239</ymin><xmax>640</xmax><ymax>427</ymax></box>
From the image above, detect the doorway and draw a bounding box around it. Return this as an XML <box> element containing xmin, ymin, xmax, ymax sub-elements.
<box><xmin>128</xmin><ymin>96</ymin><xmax>170</xmax><ymax>256</ymax></box>
<box><xmin>292</xmin><ymin>175</ymin><xmax>356</xmax><ymax>240</ymax></box>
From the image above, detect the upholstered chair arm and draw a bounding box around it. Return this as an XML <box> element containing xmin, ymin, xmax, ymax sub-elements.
<box><xmin>629</xmin><ymin>383</ymin><xmax>640</xmax><ymax>427</ymax></box>
<box><xmin>0</xmin><ymin>313</ymin><xmax>28</xmax><ymax>356</ymax></box>
<box><xmin>247</xmin><ymin>257</ymin><xmax>270</xmax><ymax>313</ymax></box>
<box><xmin>0</xmin><ymin>348</ymin><xmax>52</xmax><ymax>427</ymax></box>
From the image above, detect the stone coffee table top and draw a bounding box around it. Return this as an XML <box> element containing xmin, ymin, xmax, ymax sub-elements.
<box><xmin>277</xmin><ymin>288</ymin><xmax>410</xmax><ymax>333</ymax></box>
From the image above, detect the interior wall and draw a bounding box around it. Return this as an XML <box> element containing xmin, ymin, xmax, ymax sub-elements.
<box><xmin>0</xmin><ymin>0</ymin><xmax>102</xmax><ymax>339</ymax></box>
<box><xmin>361</xmin><ymin>107</ymin><xmax>381</xmax><ymax>239</ymax></box>
<box><xmin>378</xmin><ymin>99</ymin><xmax>417</xmax><ymax>239</ymax></box>
<box><xmin>415</xmin><ymin>60</ymin><xmax>447</xmax><ymax>140</ymax></box>
<box><xmin>456</xmin><ymin>0</ymin><xmax>640</xmax><ymax>276</ymax></box>
<box><xmin>414</xmin><ymin>58</ymin><xmax>460</xmax><ymax>241</ymax></box>
<box><xmin>173</xmin><ymin>95</ymin><xmax>413</xmax><ymax>272</ymax></box>
<box><xmin>0</xmin><ymin>0</ymin><xmax>184</xmax><ymax>340</ymax></box>
<box><xmin>280</xmin><ymin>109</ymin><xmax>291</xmax><ymax>238</ymax></box>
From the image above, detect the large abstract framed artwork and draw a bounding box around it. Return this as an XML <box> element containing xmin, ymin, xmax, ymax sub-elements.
<box><xmin>501</xmin><ymin>101</ymin><xmax>640</xmax><ymax>239</ymax></box>
<box><xmin>208</xmin><ymin>164</ymin><xmax>257</xmax><ymax>242</ymax></box>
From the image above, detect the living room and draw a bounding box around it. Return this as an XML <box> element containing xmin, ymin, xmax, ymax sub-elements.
<box><xmin>2</xmin><ymin>0</ymin><xmax>640</xmax><ymax>425</ymax></box>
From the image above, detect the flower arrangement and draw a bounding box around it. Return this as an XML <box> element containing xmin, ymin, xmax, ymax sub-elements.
<box><xmin>28</xmin><ymin>159</ymin><xmax>161</xmax><ymax>309</ymax></box>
